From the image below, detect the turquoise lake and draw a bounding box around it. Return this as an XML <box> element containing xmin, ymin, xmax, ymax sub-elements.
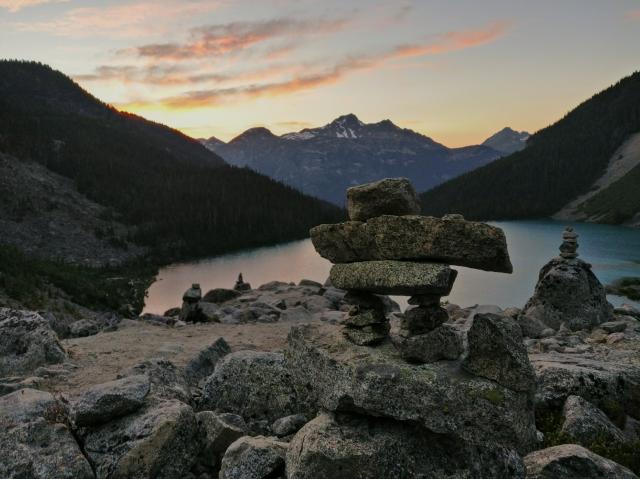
<box><xmin>144</xmin><ymin>220</ymin><xmax>640</xmax><ymax>314</ymax></box>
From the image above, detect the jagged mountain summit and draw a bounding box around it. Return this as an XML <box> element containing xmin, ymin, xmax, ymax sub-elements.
<box><xmin>201</xmin><ymin>114</ymin><xmax>506</xmax><ymax>205</ymax></box>
<box><xmin>482</xmin><ymin>127</ymin><xmax>530</xmax><ymax>155</ymax></box>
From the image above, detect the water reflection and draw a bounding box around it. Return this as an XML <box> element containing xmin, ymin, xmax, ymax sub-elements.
<box><xmin>144</xmin><ymin>220</ymin><xmax>640</xmax><ymax>314</ymax></box>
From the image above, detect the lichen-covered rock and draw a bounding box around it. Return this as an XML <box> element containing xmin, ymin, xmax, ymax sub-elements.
<box><xmin>285</xmin><ymin>324</ymin><xmax>537</xmax><ymax>453</ymax></box>
<box><xmin>560</xmin><ymin>395</ymin><xmax>627</xmax><ymax>446</ymax></box>
<box><xmin>530</xmin><ymin>353</ymin><xmax>640</xmax><ymax>418</ymax></box>
<box><xmin>219</xmin><ymin>436</ymin><xmax>287</xmax><ymax>479</ymax></box>
<box><xmin>196</xmin><ymin>411</ymin><xmax>247</xmax><ymax>467</ymax></box>
<box><xmin>343</xmin><ymin>322</ymin><xmax>390</xmax><ymax>346</ymax></box>
<box><xmin>310</xmin><ymin>215</ymin><xmax>512</xmax><ymax>273</ymax></box>
<box><xmin>330</xmin><ymin>260</ymin><xmax>457</xmax><ymax>295</ymax></box>
<box><xmin>0</xmin><ymin>388</ymin><xmax>93</xmax><ymax>479</ymax></box>
<box><xmin>346</xmin><ymin>178</ymin><xmax>421</xmax><ymax>221</ymax></box>
<box><xmin>271</xmin><ymin>413</ymin><xmax>307</xmax><ymax>437</ymax></box>
<box><xmin>184</xmin><ymin>337</ymin><xmax>230</xmax><ymax>386</ymax></box>
<box><xmin>523</xmin><ymin>444</ymin><xmax>638</xmax><ymax>479</ymax></box>
<box><xmin>286</xmin><ymin>412</ymin><xmax>525</xmax><ymax>479</ymax></box>
<box><xmin>0</xmin><ymin>309</ymin><xmax>66</xmax><ymax>376</ymax></box>
<box><xmin>520</xmin><ymin>258</ymin><xmax>613</xmax><ymax>332</ymax></box>
<box><xmin>83</xmin><ymin>399</ymin><xmax>198</xmax><ymax>479</ymax></box>
<box><xmin>122</xmin><ymin>358</ymin><xmax>190</xmax><ymax>403</ymax></box>
<box><xmin>200</xmin><ymin>351</ymin><xmax>305</xmax><ymax>433</ymax></box>
<box><xmin>68</xmin><ymin>374</ymin><xmax>150</xmax><ymax>427</ymax></box>
<box><xmin>462</xmin><ymin>313</ymin><xmax>536</xmax><ymax>393</ymax></box>
<box><xmin>393</xmin><ymin>324</ymin><xmax>463</xmax><ymax>363</ymax></box>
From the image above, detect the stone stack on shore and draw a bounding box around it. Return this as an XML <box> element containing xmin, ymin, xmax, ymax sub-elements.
<box><xmin>310</xmin><ymin>177</ymin><xmax>513</xmax><ymax>362</ymax></box>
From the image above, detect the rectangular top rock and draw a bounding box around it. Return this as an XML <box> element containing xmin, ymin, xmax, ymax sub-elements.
<box><xmin>310</xmin><ymin>215</ymin><xmax>513</xmax><ymax>273</ymax></box>
<box><xmin>330</xmin><ymin>260</ymin><xmax>457</xmax><ymax>296</ymax></box>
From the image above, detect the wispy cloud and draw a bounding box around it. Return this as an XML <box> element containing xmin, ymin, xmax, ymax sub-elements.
<box><xmin>124</xmin><ymin>16</ymin><xmax>352</xmax><ymax>60</ymax></box>
<box><xmin>12</xmin><ymin>1</ymin><xmax>218</xmax><ymax>37</ymax></box>
<box><xmin>626</xmin><ymin>9</ymin><xmax>640</xmax><ymax>21</ymax></box>
<box><xmin>0</xmin><ymin>0</ymin><xmax>67</xmax><ymax>12</ymax></box>
<box><xmin>115</xmin><ymin>21</ymin><xmax>510</xmax><ymax>111</ymax></box>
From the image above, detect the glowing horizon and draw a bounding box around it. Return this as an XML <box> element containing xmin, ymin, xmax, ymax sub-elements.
<box><xmin>1</xmin><ymin>0</ymin><xmax>639</xmax><ymax>146</ymax></box>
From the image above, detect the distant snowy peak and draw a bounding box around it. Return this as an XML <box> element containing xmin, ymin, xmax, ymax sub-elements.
<box><xmin>282</xmin><ymin>114</ymin><xmax>407</xmax><ymax>141</ymax></box>
<box><xmin>281</xmin><ymin>131</ymin><xmax>316</xmax><ymax>141</ymax></box>
<box><xmin>482</xmin><ymin>127</ymin><xmax>530</xmax><ymax>155</ymax></box>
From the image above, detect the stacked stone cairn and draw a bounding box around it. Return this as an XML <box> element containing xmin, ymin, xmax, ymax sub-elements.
<box><xmin>179</xmin><ymin>283</ymin><xmax>203</xmax><ymax>322</ymax></box>
<box><xmin>310</xmin><ymin>177</ymin><xmax>513</xmax><ymax>362</ymax></box>
<box><xmin>519</xmin><ymin>226</ymin><xmax>614</xmax><ymax>336</ymax></box>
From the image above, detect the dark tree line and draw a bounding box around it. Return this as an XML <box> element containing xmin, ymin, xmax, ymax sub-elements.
<box><xmin>420</xmin><ymin>71</ymin><xmax>640</xmax><ymax>223</ymax></box>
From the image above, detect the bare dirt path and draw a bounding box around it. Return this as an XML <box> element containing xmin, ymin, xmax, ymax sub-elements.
<box><xmin>47</xmin><ymin>319</ymin><xmax>320</xmax><ymax>394</ymax></box>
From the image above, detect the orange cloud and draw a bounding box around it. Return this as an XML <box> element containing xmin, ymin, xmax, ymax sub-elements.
<box><xmin>116</xmin><ymin>21</ymin><xmax>510</xmax><ymax>111</ymax></box>
<box><xmin>126</xmin><ymin>17</ymin><xmax>352</xmax><ymax>60</ymax></box>
<box><xmin>0</xmin><ymin>0</ymin><xmax>67</xmax><ymax>12</ymax></box>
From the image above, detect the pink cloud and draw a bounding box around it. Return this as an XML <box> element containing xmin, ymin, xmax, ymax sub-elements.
<box><xmin>0</xmin><ymin>0</ymin><xmax>68</xmax><ymax>12</ymax></box>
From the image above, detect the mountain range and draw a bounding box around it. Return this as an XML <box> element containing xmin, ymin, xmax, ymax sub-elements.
<box><xmin>421</xmin><ymin>71</ymin><xmax>640</xmax><ymax>226</ymax></box>
<box><xmin>201</xmin><ymin>114</ymin><xmax>528</xmax><ymax>205</ymax></box>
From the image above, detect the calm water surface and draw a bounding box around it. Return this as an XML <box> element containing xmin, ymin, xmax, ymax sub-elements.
<box><xmin>144</xmin><ymin>220</ymin><xmax>640</xmax><ymax>314</ymax></box>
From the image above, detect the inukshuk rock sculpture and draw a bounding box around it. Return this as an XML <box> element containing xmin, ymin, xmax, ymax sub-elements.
<box><xmin>310</xmin><ymin>177</ymin><xmax>513</xmax><ymax>362</ymax></box>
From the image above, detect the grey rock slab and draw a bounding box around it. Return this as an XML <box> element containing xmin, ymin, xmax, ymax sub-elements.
<box><xmin>393</xmin><ymin>324</ymin><xmax>463</xmax><ymax>363</ymax></box>
<box><xmin>600</xmin><ymin>320</ymin><xmax>628</xmax><ymax>333</ymax></box>
<box><xmin>310</xmin><ymin>214</ymin><xmax>513</xmax><ymax>273</ymax></box>
<box><xmin>560</xmin><ymin>395</ymin><xmax>627</xmax><ymax>446</ymax></box>
<box><xmin>330</xmin><ymin>260</ymin><xmax>457</xmax><ymax>296</ymax></box>
<box><xmin>196</xmin><ymin>411</ymin><xmax>247</xmax><ymax>467</ymax></box>
<box><xmin>346</xmin><ymin>177</ymin><xmax>421</xmax><ymax>221</ymax></box>
<box><xmin>286</xmin><ymin>412</ymin><xmax>525</xmax><ymax>479</ymax></box>
<box><xmin>200</xmin><ymin>351</ymin><xmax>306</xmax><ymax>434</ymax></box>
<box><xmin>83</xmin><ymin>399</ymin><xmax>198</xmax><ymax>479</ymax></box>
<box><xmin>0</xmin><ymin>388</ymin><xmax>93</xmax><ymax>479</ymax></box>
<box><xmin>530</xmin><ymin>353</ymin><xmax>640</xmax><ymax>418</ymax></box>
<box><xmin>343</xmin><ymin>323</ymin><xmax>390</xmax><ymax>346</ymax></box>
<box><xmin>68</xmin><ymin>319</ymin><xmax>100</xmax><ymax>338</ymax></box>
<box><xmin>219</xmin><ymin>436</ymin><xmax>287</xmax><ymax>479</ymax></box>
<box><xmin>68</xmin><ymin>374</ymin><xmax>150</xmax><ymax>427</ymax></box>
<box><xmin>202</xmin><ymin>288</ymin><xmax>241</xmax><ymax>304</ymax></box>
<box><xmin>121</xmin><ymin>358</ymin><xmax>191</xmax><ymax>403</ymax></box>
<box><xmin>615</xmin><ymin>304</ymin><xmax>640</xmax><ymax>319</ymax></box>
<box><xmin>0</xmin><ymin>309</ymin><xmax>66</xmax><ymax>376</ymax></box>
<box><xmin>462</xmin><ymin>313</ymin><xmax>537</xmax><ymax>393</ymax></box>
<box><xmin>523</xmin><ymin>444</ymin><xmax>638</xmax><ymax>479</ymax></box>
<box><xmin>184</xmin><ymin>337</ymin><xmax>230</xmax><ymax>386</ymax></box>
<box><xmin>285</xmin><ymin>324</ymin><xmax>537</xmax><ymax>453</ymax></box>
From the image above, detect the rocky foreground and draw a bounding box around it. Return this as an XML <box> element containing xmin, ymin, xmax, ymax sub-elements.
<box><xmin>1</xmin><ymin>178</ymin><xmax>639</xmax><ymax>478</ymax></box>
<box><xmin>1</xmin><ymin>277</ymin><xmax>639</xmax><ymax>479</ymax></box>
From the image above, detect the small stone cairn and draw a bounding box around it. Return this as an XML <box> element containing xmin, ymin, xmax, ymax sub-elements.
<box><xmin>180</xmin><ymin>283</ymin><xmax>202</xmax><ymax>322</ymax></box>
<box><xmin>234</xmin><ymin>273</ymin><xmax>251</xmax><ymax>292</ymax></box>
<box><xmin>310</xmin><ymin>178</ymin><xmax>513</xmax><ymax>362</ymax></box>
<box><xmin>559</xmin><ymin>226</ymin><xmax>579</xmax><ymax>260</ymax></box>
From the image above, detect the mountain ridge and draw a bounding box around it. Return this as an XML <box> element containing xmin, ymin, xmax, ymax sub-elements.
<box><xmin>201</xmin><ymin>114</ymin><xmax>517</xmax><ymax>205</ymax></box>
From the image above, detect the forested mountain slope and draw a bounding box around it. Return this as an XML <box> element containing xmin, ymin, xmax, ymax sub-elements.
<box><xmin>420</xmin><ymin>71</ymin><xmax>640</xmax><ymax>224</ymax></box>
<box><xmin>0</xmin><ymin>61</ymin><xmax>342</xmax><ymax>261</ymax></box>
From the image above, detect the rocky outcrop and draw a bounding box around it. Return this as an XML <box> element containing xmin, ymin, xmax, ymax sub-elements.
<box><xmin>310</xmin><ymin>214</ymin><xmax>512</xmax><ymax>273</ymax></box>
<box><xmin>82</xmin><ymin>399</ymin><xmax>199</xmax><ymax>479</ymax></box>
<box><xmin>523</xmin><ymin>444</ymin><xmax>638</xmax><ymax>479</ymax></box>
<box><xmin>286</xmin><ymin>412</ymin><xmax>526</xmax><ymax>478</ymax></box>
<box><xmin>271</xmin><ymin>413</ymin><xmax>307</xmax><ymax>437</ymax></box>
<box><xmin>462</xmin><ymin>313</ymin><xmax>536</xmax><ymax>393</ymax></box>
<box><xmin>219</xmin><ymin>436</ymin><xmax>287</xmax><ymax>479</ymax></box>
<box><xmin>346</xmin><ymin>177</ymin><xmax>421</xmax><ymax>221</ymax></box>
<box><xmin>199</xmin><ymin>351</ymin><xmax>306</xmax><ymax>433</ymax></box>
<box><xmin>121</xmin><ymin>358</ymin><xmax>191</xmax><ymax>404</ymax></box>
<box><xmin>285</xmin><ymin>324</ymin><xmax>537</xmax><ymax>454</ymax></box>
<box><xmin>184</xmin><ymin>337</ymin><xmax>230</xmax><ymax>386</ymax></box>
<box><xmin>196</xmin><ymin>411</ymin><xmax>247</xmax><ymax>468</ymax></box>
<box><xmin>520</xmin><ymin>228</ymin><xmax>613</xmax><ymax>334</ymax></box>
<box><xmin>0</xmin><ymin>308</ymin><xmax>66</xmax><ymax>376</ymax></box>
<box><xmin>67</xmin><ymin>374</ymin><xmax>150</xmax><ymax>427</ymax></box>
<box><xmin>560</xmin><ymin>395</ymin><xmax>627</xmax><ymax>446</ymax></box>
<box><xmin>0</xmin><ymin>388</ymin><xmax>94</xmax><ymax>479</ymax></box>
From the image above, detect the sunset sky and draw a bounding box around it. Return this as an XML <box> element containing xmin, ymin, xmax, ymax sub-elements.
<box><xmin>1</xmin><ymin>0</ymin><xmax>639</xmax><ymax>146</ymax></box>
